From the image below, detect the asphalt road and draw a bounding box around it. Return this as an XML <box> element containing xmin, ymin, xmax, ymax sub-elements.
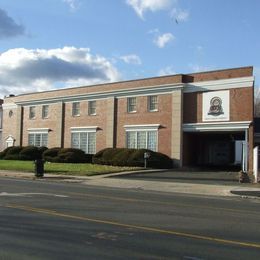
<box><xmin>0</xmin><ymin>177</ymin><xmax>260</xmax><ymax>259</ymax></box>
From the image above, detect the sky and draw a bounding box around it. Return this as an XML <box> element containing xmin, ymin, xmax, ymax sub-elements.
<box><xmin>0</xmin><ymin>0</ymin><xmax>259</xmax><ymax>98</ymax></box>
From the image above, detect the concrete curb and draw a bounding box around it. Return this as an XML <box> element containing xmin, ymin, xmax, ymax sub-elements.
<box><xmin>0</xmin><ymin>170</ymin><xmax>260</xmax><ymax>198</ymax></box>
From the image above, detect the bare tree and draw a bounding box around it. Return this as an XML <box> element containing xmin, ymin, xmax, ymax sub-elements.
<box><xmin>255</xmin><ymin>86</ymin><xmax>260</xmax><ymax>117</ymax></box>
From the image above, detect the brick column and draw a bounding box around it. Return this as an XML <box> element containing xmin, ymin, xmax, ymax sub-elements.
<box><xmin>171</xmin><ymin>89</ymin><xmax>183</xmax><ymax>167</ymax></box>
<box><xmin>56</xmin><ymin>102</ymin><xmax>65</xmax><ymax>148</ymax></box>
<box><xmin>106</xmin><ymin>97</ymin><xmax>115</xmax><ymax>148</ymax></box>
<box><xmin>16</xmin><ymin>105</ymin><xmax>23</xmax><ymax>146</ymax></box>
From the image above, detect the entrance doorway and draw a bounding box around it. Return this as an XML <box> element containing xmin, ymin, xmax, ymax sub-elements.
<box><xmin>183</xmin><ymin>132</ymin><xmax>244</xmax><ymax>169</ymax></box>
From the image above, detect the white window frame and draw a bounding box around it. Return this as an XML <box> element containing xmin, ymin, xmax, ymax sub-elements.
<box><xmin>127</xmin><ymin>97</ymin><xmax>137</xmax><ymax>113</ymax></box>
<box><xmin>88</xmin><ymin>100</ymin><xmax>96</xmax><ymax>116</ymax></box>
<box><xmin>71</xmin><ymin>126</ymin><xmax>98</xmax><ymax>154</ymax></box>
<box><xmin>72</xmin><ymin>102</ymin><xmax>80</xmax><ymax>117</ymax></box>
<box><xmin>29</xmin><ymin>106</ymin><xmax>36</xmax><ymax>119</ymax></box>
<box><xmin>42</xmin><ymin>105</ymin><xmax>49</xmax><ymax>119</ymax></box>
<box><xmin>148</xmin><ymin>95</ymin><xmax>158</xmax><ymax>112</ymax></box>
<box><xmin>124</xmin><ymin>124</ymin><xmax>160</xmax><ymax>151</ymax></box>
<box><xmin>27</xmin><ymin>128</ymin><xmax>49</xmax><ymax>147</ymax></box>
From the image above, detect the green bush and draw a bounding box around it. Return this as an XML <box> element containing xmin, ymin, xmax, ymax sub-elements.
<box><xmin>0</xmin><ymin>146</ymin><xmax>48</xmax><ymax>161</ymax></box>
<box><xmin>0</xmin><ymin>147</ymin><xmax>13</xmax><ymax>159</ymax></box>
<box><xmin>57</xmin><ymin>148</ymin><xmax>89</xmax><ymax>163</ymax></box>
<box><xmin>4</xmin><ymin>146</ymin><xmax>24</xmax><ymax>160</ymax></box>
<box><xmin>42</xmin><ymin>147</ymin><xmax>61</xmax><ymax>162</ymax></box>
<box><xmin>43</xmin><ymin>147</ymin><xmax>93</xmax><ymax>163</ymax></box>
<box><xmin>19</xmin><ymin>146</ymin><xmax>47</xmax><ymax>161</ymax></box>
<box><xmin>93</xmin><ymin>148</ymin><xmax>173</xmax><ymax>168</ymax></box>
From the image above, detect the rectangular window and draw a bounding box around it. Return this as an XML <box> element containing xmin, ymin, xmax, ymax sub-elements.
<box><xmin>126</xmin><ymin>132</ymin><xmax>136</xmax><ymax>149</ymax></box>
<box><xmin>71</xmin><ymin>132</ymin><xmax>96</xmax><ymax>154</ymax></box>
<box><xmin>42</xmin><ymin>105</ymin><xmax>49</xmax><ymax>119</ymax></box>
<box><xmin>29</xmin><ymin>106</ymin><xmax>36</xmax><ymax>119</ymax></box>
<box><xmin>28</xmin><ymin>133</ymin><xmax>48</xmax><ymax>147</ymax></box>
<box><xmin>148</xmin><ymin>95</ymin><xmax>158</xmax><ymax>111</ymax></box>
<box><xmin>127</xmin><ymin>97</ymin><xmax>137</xmax><ymax>113</ymax></box>
<box><xmin>126</xmin><ymin>130</ymin><xmax>157</xmax><ymax>151</ymax></box>
<box><xmin>72</xmin><ymin>102</ymin><xmax>80</xmax><ymax>116</ymax></box>
<box><xmin>88</xmin><ymin>101</ymin><xmax>96</xmax><ymax>115</ymax></box>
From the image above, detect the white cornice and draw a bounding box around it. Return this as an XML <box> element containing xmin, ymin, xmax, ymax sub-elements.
<box><xmin>4</xmin><ymin>76</ymin><xmax>254</xmax><ymax>106</ymax></box>
<box><xmin>184</xmin><ymin>76</ymin><xmax>254</xmax><ymax>93</ymax></box>
<box><xmin>183</xmin><ymin>121</ymin><xmax>252</xmax><ymax>132</ymax></box>
<box><xmin>13</xmin><ymin>84</ymin><xmax>184</xmax><ymax>106</ymax></box>
<box><xmin>2</xmin><ymin>103</ymin><xmax>18</xmax><ymax>110</ymax></box>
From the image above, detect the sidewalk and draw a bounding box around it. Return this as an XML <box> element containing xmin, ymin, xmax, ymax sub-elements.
<box><xmin>0</xmin><ymin>170</ymin><xmax>260</xmax><ymax>199</ymax></box>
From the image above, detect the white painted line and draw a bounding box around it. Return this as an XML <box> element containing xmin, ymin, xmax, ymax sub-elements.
<box><xmin>0</xmin><ymin>192</ymin><xmax>69</xmax><ymax>198</ymax></box>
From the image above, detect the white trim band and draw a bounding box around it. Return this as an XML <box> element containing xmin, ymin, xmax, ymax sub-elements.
<box><xmin>70</xmin><ymin>126</ymin><xmax>98</xmax><ymax>133</ymax></box>
<box><xmin>124</xmin><ymin>124</ymin><xmax>160</xmax><ymax>131</ymax></box>
<box><xmin>27</xmin><ymin>128</ymin><xmax>50</xmax><ymax>134</ymax></box>
<box><xmin>2</xmin><ymin>103</ymin><xmax>18</xmax><ymax>110</ymax></box>
<box><xmin>183</xmin><ymin>121</ymin><xmax>252</xmax><ymax>132</ymax></box>
<box><xmin>184</xmin><ymin>76</ymin><xmax>254</xmax><ymax>93</ymax></box>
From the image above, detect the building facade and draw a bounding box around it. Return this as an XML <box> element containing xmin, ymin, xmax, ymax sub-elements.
<box><xmin>2</xmin><ymin>67</ymin><xmax>254</xmax><ymax>171</ymax></box>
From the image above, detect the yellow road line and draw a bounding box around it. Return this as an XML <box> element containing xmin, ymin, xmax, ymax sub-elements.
<box><xmin>6</xmin><ymin>203</ymin><xmax>260</xmax><ymax>249</ymax></box>
<box><xmin>67</xmin><ymin>192</ymin><xmax>260</xmax><ymax>215</ymax></box>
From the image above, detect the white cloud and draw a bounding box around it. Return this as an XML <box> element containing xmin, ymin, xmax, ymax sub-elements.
<box><xmin>171</xmin><ymin>8</ymin><xmax>189</xmax><ymax>22</ymax></box>
<box><xmin>63</xmin><ymin>0</ymin><xmax>80</xmax><ymax>11</ymax></box>
<box><xmin>0</xmin><ymin>46</ymin><xmax>120</xmax><ymax>97</ymax></box>
<box><xmin>158</xmin><ymin>66</ymin><xmax>176</xmax><ymax>76</ymax></box>
<box><xmin>126</xmin><ymin>0</ymin><xmax>172</xmax><ymax>19</ymax></box>
<box><xmin>154</xmin><ymin>33</ymin><xmax>175</xmax><ymax>48</ymax></box>
<box><xmin>120</xmin><ymin>54</ymin><xmax>142</xmax><ymax>65</ymax></box>
<box><xmin>0</xmin><ymin>8</ymin><xmax>25</xmax><ymax>39</ymax></box>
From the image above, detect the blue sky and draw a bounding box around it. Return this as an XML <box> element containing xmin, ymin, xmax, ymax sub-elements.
<box><xmin>0</xmin><ymin>0</ymin><xmax>259</xmax><ymax>97</ymax></box>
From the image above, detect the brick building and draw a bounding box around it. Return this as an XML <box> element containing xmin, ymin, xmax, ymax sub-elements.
<box><xmin>2</xmin><ymin>66</ymin><xmax>254</xmax><ymax>171</ymax></box>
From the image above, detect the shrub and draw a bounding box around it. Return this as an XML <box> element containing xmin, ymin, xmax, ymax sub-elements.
<box><xmin>4</xmin><ymin>146</ymin><xmax>24</xmax><ymax>160</ymax></box>
<box><xmin>93</xmin><ymin>148</ymin><xmax>173</xmax><ymax>169</ymax></box>
<box><xmin>19</xmin><ymin>146</ymin><xmax>47</xmax><ymax>161</ymax></box>
<box><xmin>0</xmin><ymin>147</ymin><xmax>13</xmax><ymax>159</ymax></box>
<box><xmin>42</xmin><ymin>147</ymin><xmax>61</xmax><ymax>162</ymax></box>
<box><xmin>0</xmin><ymin>146</ymin><xmax>49</xmax><ymax>161</ymax></box>
<box><xmin>43</xmin><ymin>147</ymin><xmax>93</xmax><ymax>163</ymax></box>
<box><xmin>57</xmin><ymin>148</ymin><xmax>90</xmax><ymax>163</ymax></box>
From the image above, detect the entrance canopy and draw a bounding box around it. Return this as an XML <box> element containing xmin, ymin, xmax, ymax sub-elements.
<box><xmin>182</xmin><ymin>121</ymin><xmax>251</xmax><ymax>132</ymax></box>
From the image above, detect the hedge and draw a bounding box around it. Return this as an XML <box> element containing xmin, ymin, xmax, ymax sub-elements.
<box><xmin>43</xmin><ymin>147</ymin><xmax>93</xmax><ymax>163</ymax></box>
<box><xmin>92</xmin><ymin>148</ymin><xmax>173</xmax><ymax>168</ymax></box>
<box><xmin>0</xmin><ymin>146</ymin><xmax>47</xmax><ymax>160</ymax></box>
<box><xmin>19</xmin><ymin>146</ymin><xmax>47</xmax><ymax>160</ymax></box>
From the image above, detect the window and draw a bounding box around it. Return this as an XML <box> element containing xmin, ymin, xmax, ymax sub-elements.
<box><xmin>71</xmin><ymin>132</ymin><xmax>96</xmax><ymax>154</ymax></box>
<box><xmin>148</xmin><ymin>95</ymin><xmax>158</xmax><ymax>111</ymax></box>
<box><xmin>125</xmin><ymin>124</ymin><xmax>159</xmax><ymax>151</ymax></box>
<box><xmin>42</xmin><ymin>105</ymin><xmax>49</xmax><ymax>119</ymax></box>
<box><xmin>126</xmin><ymin>131</ymin><xmax>158</xmax><ymax>151</ymax></box>
<box><xmin>88</xmin><ymin>101</ymin><xmax>96</xmax><ymax>115</ymax></box>
<box><xmin>71</xmin><ymin>127</ymin><xmax>97</xmax><ymax>154</ymax></box>
<box><xmin>29</xmin><ymin>106</ymin><xmax>36</xmax><ymax>119</ymax></box>
<box><xmin>127</xmin><ymin>97</ymin><xmax>137</xmax><ymax>113</ymax></box>
<box><xmin>28</xmin><ymin>133</ymin><xmax>48</xmax><ymax>147</ymax></box>
<box><xmin>72</xmin><ymin>102</ymin><xmax>80</xmax><ymax>116</ymax></box>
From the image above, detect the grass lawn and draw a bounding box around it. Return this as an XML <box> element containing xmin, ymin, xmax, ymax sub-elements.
<box><xmin>0</xmin><ymin>160</ymin><xmax>141</xmax><ymax>176</ymax></box>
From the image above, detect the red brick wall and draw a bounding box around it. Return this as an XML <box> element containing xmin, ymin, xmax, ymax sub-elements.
<box><xmin>63</xmin><ymin>99</ymin><xmax>108</xmax><ymax>152</ymax></box>
<box><xmin>116</xmin><ymin>94</ymin><xmax>173</xmax><ymax>157</ymax></box>
<box><xmin>22</xmin><ymin>103</ymin><xmax>63</xmax><ymax>147</ymax></box>
<box><xmin>183</xmin><ymin>87</ymin><xmax>253</xmax><ymax>124</ymax></box>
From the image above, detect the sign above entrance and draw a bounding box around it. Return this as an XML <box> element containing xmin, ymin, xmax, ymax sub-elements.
<box><xmin>203</xmin><ymin>90</ymin><xmax>230</xmax><ymax>122</ymax></box>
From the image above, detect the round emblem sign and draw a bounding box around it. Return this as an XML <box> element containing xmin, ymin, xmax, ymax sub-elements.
<box><xmin>9</xmin><ymin>110</ymin><xmax>13</xmax><ymax>117</ymax></box>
